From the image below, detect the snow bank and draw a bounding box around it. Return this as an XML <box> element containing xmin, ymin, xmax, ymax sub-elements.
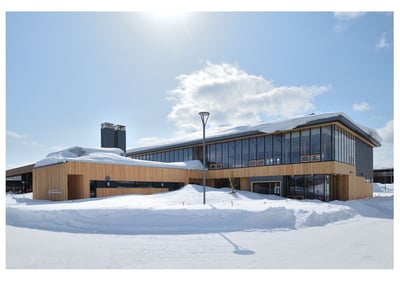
<box><xmin>34</xmin><ymin>146</ymin><xmax>203</xmax><ymax>170</ymax></box>
<box><xmin>6</xmin><ymin>184</ymin><xmax>392</xmax><ymax>235</ymax></box>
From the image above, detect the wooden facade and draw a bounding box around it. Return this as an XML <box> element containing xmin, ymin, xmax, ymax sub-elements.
<box><xmin>33</xmin><ymin>159</ymin><xmax>373</xmax><ymax>201</ymax></box>
<box><xmin>33</xmin><ymin>162</ymin><xmax>192</xmax><ymax>201</ymax></box>
<box><xmin>30</xmin><ymin>113</ymin><xmax>379</xmax><ymax>202</ymax></box>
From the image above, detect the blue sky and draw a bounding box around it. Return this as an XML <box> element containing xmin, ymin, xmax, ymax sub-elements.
<box><xmin>5</xmin><ymin>11</ymin><xmax>394</xmax><ymax>169</ymax></box>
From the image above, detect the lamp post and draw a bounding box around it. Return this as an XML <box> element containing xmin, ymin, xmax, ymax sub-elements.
<box><xmin>199</xmin><ymin>111</ymin><xmax>210</xmax><ymax>205</ymax></box>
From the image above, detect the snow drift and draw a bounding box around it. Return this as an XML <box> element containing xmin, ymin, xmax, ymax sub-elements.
<box><xmin>6</xmin><ymin>184</ymin><xmax>393</xmax><ymax>235</ymax></box>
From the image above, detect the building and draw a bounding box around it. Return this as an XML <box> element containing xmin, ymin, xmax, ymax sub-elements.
<box><xmin>32</xmin><ymin>146</ymin><xmax>202</xmax><ymax>201</ymax></box>
<box><xmin>373</xmin><ymin>168</ymin><xmax>394</xmax><ymax>184</ymax></box>
<box><xmin>6</xmin><ymin>164</ymin><xmax>34</xmax><ymax>194</ymax></box>
<box><xmin>127</xmin><ymin>112</ymin><xmax>381</xmax><ymax>201</ymax></box>
<box><xmin>9</xmin><ymin>112</ymin><xmax>381</xmax><ymax>201</ymax></box>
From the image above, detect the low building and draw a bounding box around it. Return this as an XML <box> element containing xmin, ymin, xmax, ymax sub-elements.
<box><xmin>373</xmin><ymin>168</ymin><xmax>394</xmax><ymax>184</ymax></box>
<box><xmin>32</xmin><ymin>147</ymin><xmax>202</xmax><ymax>201</ymax></box>
<box><xmin>127</xmin><ymin>112</ymin><xmax>381</xmax><ymax>201</ymax></box>
<box><xmin>11</xmin><ymin>112</ymin><xmax>381</xmax><ymax>201</ymax></box>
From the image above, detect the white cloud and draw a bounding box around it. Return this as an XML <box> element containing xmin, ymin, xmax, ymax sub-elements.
<box><xmin>165</xmin><ymin>61</ymin><xmax>330</xmax><ymax>137</ymax></box>
<box><xmin>6</xmin><ymin>130</ymin><xmax>25</xmax><ymax>139</ymax></box>
<box><xmin>376</xmin><ymin>32</ymin><xmax>389</xmax><ymax>49</ymax></box>
<box><xmin>377</xmin><ymin>120</ymin><xmax>393</xmax><ymax>144</ymax></box>
<box><xmin>333</xmin><ymin>12</ymin><xmax>366</xmax><ymax>32</ymax></box>
<box><xmin>334</xmin><ymin>12</ymin><xmax>367</xmax><ymax>21</ymax></box>
<box><xmin>374</xmin><ymin>120</ymin><xmax>393</xmax><ymax>169</ymax></box>
<box><xmin>352</xmin><ymin>102</ymin><xmax>372</xmax><ymax>112</ymax></box>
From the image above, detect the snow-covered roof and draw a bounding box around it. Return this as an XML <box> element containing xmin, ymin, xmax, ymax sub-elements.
<box><xmin>127</xmin><ymin>112</ymin><xmax>382</xmax><ymax>155</ymax></box>
<box><xmin>34</xmin><ymin>146</ymin><xmax>203</xmax><ymax>170</ymax></box>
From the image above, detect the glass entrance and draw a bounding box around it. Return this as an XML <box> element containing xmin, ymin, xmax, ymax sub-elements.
<box><xmin>252</xmin><ymin>181</ymin><xmax>281</xmax><ymax>196</ymax></box>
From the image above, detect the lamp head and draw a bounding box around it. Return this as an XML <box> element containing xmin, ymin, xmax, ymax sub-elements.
<box><xmin>199</xmin><ymin>112</ymin><xmax>210</xmax><ymax>125</ymax></box>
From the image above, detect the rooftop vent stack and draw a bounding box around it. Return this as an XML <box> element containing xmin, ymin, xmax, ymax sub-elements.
<box><xmin>101</xmin><ymin>122</ymin><xmax>115</xmax><ymax>149</ymax></box>
<box><xmin>114</xmin><ymin>124</ymin><xmax>126</xmax><ymax>153</ymax></box>
<box><xmin>100</xmin><ymin>122</ymin><xmax>126</xmax><ymax>153</ymax></box>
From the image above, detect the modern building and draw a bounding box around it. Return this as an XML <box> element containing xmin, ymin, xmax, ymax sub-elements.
<box><xmin>9</xmin><ymin>112</ymin><xmax>381</xmax><ymax>201</ymax></box>
<box><xmin>127</xmin><ymin>112</ymin><xmax>381</xmax><ymax>201</ymax></box>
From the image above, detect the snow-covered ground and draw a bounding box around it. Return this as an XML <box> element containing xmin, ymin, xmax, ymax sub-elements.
<box><xmin>6</xmin><ymin>183</ymin><xmax>394</xmax><ymax>273</ymax></box>
<box><xmin>4</xmin><ymin>184</ymin><xmax>396</xmax><ymax>281</ymax></box>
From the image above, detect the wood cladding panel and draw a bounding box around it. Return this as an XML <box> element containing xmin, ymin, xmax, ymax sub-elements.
<box><xmin>348</xmin><ymin>175</ymin><xmax>372</xmax><ymax>200</ymax></box>
<box><xmin>203</xmin><ymin>161</ymin><xmax>356</xmax><ymax>180</ymax></box>
<box><xmin>33</xmin><ymin>163</ymin><xmax>68</xmax><ymax>200</ymax></box>
<box><xmin>96</xmin><ymin>187</ymin><xmax>169</xmax><ymax>197</ymax></box>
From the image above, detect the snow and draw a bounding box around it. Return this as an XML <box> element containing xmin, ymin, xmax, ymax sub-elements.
<box><xmin>34</xmin><ymin>146</ymin><xmax>203</xmax><ymax>170</ymax></box>
<box><xmin>6</xmin><ymin>184</ymin><xmax>394</xmax><ymax>273</ymax></box>
<box><xmin>127</xmin><ymin>112</ymin><xmax>381</xmax><ymax>153</ymax></box>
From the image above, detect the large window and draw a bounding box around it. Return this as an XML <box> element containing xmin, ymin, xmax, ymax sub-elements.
<box><xmin>133</xmin><ymin>124</ymin><xmax>358</xmax><ymax>170</ymax></box>
<box><xmin>282</xmin><ymin>133</ymin><xmax>291</xmax><ymax>164</ymax></box>
<box><xmin>265</xmin><ymin>135</ymin><xmax>273</xmax><ymax>165</ymax></box>
<box><xmin>242</xmin><ymin>139</ymin><xmax>249</xmax><ymax>167</ymax></box>
<box><xmin>257</xmin><ymin>136</ymin><xmax>265</xmax><ymax>161</ymax></box>
<box><xmin>273</xmin><ymin>134</ymin><xmax>282</xmax><ymax>164</ymax></box>
<box><xmin>333</xmin><ymin>125</ymin><xmax>355</xmax><ymax>165</ymax></box>
<box><xmin>235</xmin><ymin>140</ymin><xmax>242</xmax><ymax>168</ymax></box>
<box><xmin>215</xmin><ymin>143</ymin><xmax>222</xmax><ymax>166</ymax></box>
<box><xmin>311</xmin><ymin>127</ymin><xmax>321</xmax><ymax>161</ymax></box>
<box><xmin>249</xmin><ymin>138</ymin><xmax>257</xmax><ymax>166</ymax></box>
<box><xmin>222</xmin><ymin>142</ymin><xmax>229</xmax><ymax>168</ymax></box>
<box><xmin>291</xmin><ymin>131</ymin><xmax>300</xmax><ymax>163</ymax></box>
<box><xmin>321</xmin><ymin>125</ymin><xmax>332</xmax><ymax>161</ymax></box>
<box><xmin>228</xmin><ymin>141</ymin><xmax>235</xmax><ymax>168</ymax></box>
<box><xmin>301</xmin><ymin>129</ymin><xmax>310</xmax><ymax>161</ymax></box>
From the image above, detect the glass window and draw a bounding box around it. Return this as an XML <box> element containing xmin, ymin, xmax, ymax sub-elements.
<box><xmin>222</xmin><ymin>142</ymin><xmax>229</xmax><ymax>168</ymax></box>
<box><xmin>265</xmin><ymin>135</ymin><xmax>273</xmax><ymax>165</ymax></box>
<box><xmin>314</xmin><ymin>174</ymin><xmax>325</xmax><ymax>201</ymax></box>
<box><xmin>305</xmin><ymin>175</ymin><xmax>314</xmax><ymax>199</ymax></box>
<box><xmin>334</xmin><ymin>126</ymin><xmax>340</xmax><ymax>161</ymax></box>
<box><xmin>215</xmin><ymin>143</ymin><xmax>222</xmax><ymax>165</ymax></box>
<box><xmin>311</xmin><ymin>128</ymin><xmax>321</xmax><ymax>155</ymax></box>
<box><xmin>249</xmin><ymin>138</ymin><xmax>257</xmax><ymax>160</ymax></box>
<box><xmin>282</xmin><ymin>133</ymin><xmax>291</xmax><ymax>164</ymax></box>
<box><xmin>294</xmin><ymin>176</ymin><xmax>305</xmax><ymax>199</ymax></box>
<box><xmin>228</xmin><ymin>141</ymin><xmax>235</xmax><ymax>168</ymax></box>
<box><xmin>273</xmin><ymin>134</ymin><xmax>282</xmax><ymax>164</ymax></box>
<box><xmin>179</xmin><ymin>149</ymin><xmax>184</xmax><ymax>162</ymax></box>
<box><xmin>257</xmin><ymin>136</ymin><xmax>265</xmax><ymax>160</ymax></box>
<box><xmin>235</xmin><ymin>140</ymin><xmax>242</xmax><ymax>168</ymax></box>
<box><xmin>287</xmin><ymin>175</ymin><xmax>296</xmax><ymax>198</ymax></box>
<box><xmin>183</xmin><ymin>148</ymin><xmax>188</xmax><ymax>161</ymax></box>
<box><xmin>340</xmin><ymin>128</ymin><xmax>345</xmax><ymax>163</ymax></box>
<box><xmin>242</xmin><ymin>139</ymin><xmax>249</xmax><ymax>167</ymax></box>
<box><xmin>291</xmin><ymin>132</ymin><xmax>300</xmax><ymax>163</ymax></box>
<box><xmin>208</xmin><ymin>144</ymin><xmax>215</xmax><ymax>167</ymax></box>
<box><xmin>188</xmin><ymin>148</ymin><xmax>193</xmax><ymax>161</ymax></box>
<box><xmin>321</xmin><ymin>126</ymin><xmax>332</xmax><ymax>161</ymax></box>
<box><xmin>301</xmin><ymin>129</ymin><xmax>310</xmax><ymax>156</ymax></box>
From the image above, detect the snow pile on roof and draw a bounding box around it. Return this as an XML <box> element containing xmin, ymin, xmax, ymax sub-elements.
<box><xmin>203</xmin><ymin>112</ymin><xmax>382</xmax><ymax>142</ymax></box>
<box><xmin>128</xmin><ymin>112</ymin><xmax>381</xmax><ymax>153</ymax></box>
<box><xmin>34</xmin><ymin>146</ymin><xmax>203</xmax><ymax>170</ymax></box>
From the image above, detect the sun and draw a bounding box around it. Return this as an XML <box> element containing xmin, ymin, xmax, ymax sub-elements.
<box><xmin>143</xmin><ymin>10</ymin><xmax>188</xmax><ymax>23</ymax></box>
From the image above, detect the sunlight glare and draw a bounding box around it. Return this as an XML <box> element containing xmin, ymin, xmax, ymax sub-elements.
<box><xmin>144</xmin><ymin>10</ymin><xmax>188</xmax><ymax>23</ymax></box>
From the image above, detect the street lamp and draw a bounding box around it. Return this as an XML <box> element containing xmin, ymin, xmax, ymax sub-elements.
<box><xmin>199</xmin><ymin>111</ymin><xmax>210</xmax><ymax>205</ymax></box>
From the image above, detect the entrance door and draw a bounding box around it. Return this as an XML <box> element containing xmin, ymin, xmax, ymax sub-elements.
<box><xmin>252</xmin><ymin>182</ymin><xmax>281</xmax><ymax>196</ymax></box>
